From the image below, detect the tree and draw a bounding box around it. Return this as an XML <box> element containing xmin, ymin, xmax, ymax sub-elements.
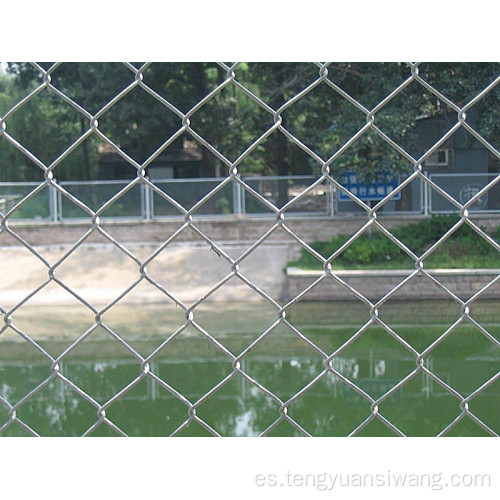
<box><xmin>2</xmin><ymin>62</ymin><xmax>499</xmax><ymax>192</ymax></box>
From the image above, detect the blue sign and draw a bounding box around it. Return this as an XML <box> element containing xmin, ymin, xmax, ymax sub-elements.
<box><xmin>338</xmin><ymin>172</ymin><xmax>400</xmax><ymax>201</ymax></box>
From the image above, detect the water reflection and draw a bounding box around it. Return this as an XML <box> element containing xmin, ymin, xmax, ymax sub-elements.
<box><xmin>0</xmin><ymin>301</ymin><xmax>499</xmax><ymax>436</ymax></box>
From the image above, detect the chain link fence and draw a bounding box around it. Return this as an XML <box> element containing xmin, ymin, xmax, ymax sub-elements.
<box><xmin>0</xmin><ymin>62</ymin><xmax>499</xmax><ymax>436</ymax></box>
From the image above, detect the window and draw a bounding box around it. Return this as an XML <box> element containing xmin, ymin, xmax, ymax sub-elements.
<box><xmin>426</xmin><ymin>148</ymin><xmax>449</xmax><ymax>167</ymax></box>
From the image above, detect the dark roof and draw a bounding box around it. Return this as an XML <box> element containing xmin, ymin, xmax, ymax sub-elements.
<box><xmin>98</xmin><ymin>145</ymin><xmax>202</xmax><ymax>165</ymax></box>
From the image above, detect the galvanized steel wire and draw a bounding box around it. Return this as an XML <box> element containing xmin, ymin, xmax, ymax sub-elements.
<box><xmin>0</xmin><ymin>62</ymin><xmax>499</xmax><ymax>436</ymax></box>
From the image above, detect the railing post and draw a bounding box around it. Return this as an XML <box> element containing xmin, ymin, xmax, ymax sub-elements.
<box><xmin>143</xmin><ymin>180</ymin><xmax>152</xmax><ymax>221</ymax></box>
<box><xmin>329</xmin><ymin>184</ymin><xmax>336</xmax><ymax>217</ymax></box>
<box><xmin>49</xmin><ymin>179</ymin><xmax>58</xmax><ymax>223</ymax></box>
<box><xmin>423</xmin><ymin>172</ymin><xmax>429</xmax><ymax>216</ymax></box>
<box><xmin>233</xmin><ymin>175</ymin><xmax>242</xmax><ymax>217</ymax></box>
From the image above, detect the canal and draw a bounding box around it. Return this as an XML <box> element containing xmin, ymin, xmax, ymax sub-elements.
<box><xmin>0</xmin><ymin>300</ymin><xmax>498</xmax><ymax>436</ymax></box>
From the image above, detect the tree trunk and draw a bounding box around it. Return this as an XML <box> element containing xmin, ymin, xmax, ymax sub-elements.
<box><xmin>74</xmin><ymin>64</ymin><xmax>91</xmax><ymax>180</ymax></box>
<box><xmin>80</xmin><ymin>115</ymin><xmax>91</xmax><ymax>180</ymax></box>
<box><xmin>277</xmin><ymin>114</ymin><xmax>289</xmax><ymax>207</ymax></box>
<box><xmin>274</xmin><ymin>69</ymin><xmax>289</xmax><ymax>208</ymax></box>
<box><xmin>193</xmin><ymin>64</ymin><xmax>215</xmax><ymax>177</ymax></box>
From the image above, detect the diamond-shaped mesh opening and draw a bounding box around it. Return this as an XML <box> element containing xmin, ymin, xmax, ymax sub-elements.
<box><xmin>238</xmin><ymin>322</ymin><xmax>325</xmax><ymax>401</ymax></box>
<box><xmin>326</xmin><ymin>62</ymin><xmax>410</xmax><ymax>111</ymax></box>
<box><xmin>417</xmin><ymin>222</ymin><xmax>500</xmax><ymax>270</ymax></box>
<box><xmin>10</xmin><ymin>303</ymin><xmax>97</xmax><ymax>357</ymax></box>
<box><xmin>145</xmin><ymin>241</ymin><xmax>235</xmax><ymax>306</ymax></box>
<box><xmin>59</xmin><ymin>327</ymin><xmax>143</xmax><ymax>404</ymax></box>
<box><xmin>3</xmin><ymin>279</ymin><xmax>98</xmax><ymax>353</ymax></box>
<box><xmin>193</xmin><ymin>300</ymin><xmax>279</xmax><ymax>352</ymax></box>
<box><xmin>0</xmin><ymin>183</ymin><xmax>52</xmax><ymax>220</ymax></box>
<box><xmin>101</xmin><ymin>299</ymin><xmax>187</xmax><ymax>353</ymax></box>
<box><xmin>465</xmin><ymin>379</ymin><xmax>500</xmax><ymax>435</ymax></box>
<box><xmin>418</xmin><ymin>62</ymin><xmax>500</xmax><ymax>108</ymax></box>
<box><xmin>378</xmin><ymin>371</ymin><xmax>463</xmax><ymax>437</ymax></box>
<box><xmin>146</xmin><ymin>323</ymin><xmax>234</xmax><ymax>394</ymax></box>
<box><xmin>235</xmin><ymin>130</ymin><xmax>319</xmax><ymax>184</ymax></box>
<box><xmin>331</xmin><ymin>326</ymin><xmax>417</xmax><ymax>400</ymax></box>
<box><xmin>102</xmin><ymin>377</ymin><xmax>190</xmax><ymax>437</ymax></box>
<box><xmin>422</xmin><ymin>322</ymin><xmax>499</xmax><ymax>396</ymax></box>
<box><xmin>238</xmin><ymin>62</ymin><xmax>319</xmax><ymax>109</ymax></box>
<box><xmin>14</xmin><ymin>377</ymin><xmax>99</xmax><ymax>437</ymax></box>
<box><xmin>285</xmin><ymin>298</ymin><xmax>371</xmax><ymax>354</ymax></box>
<box><xmin>375</xmin><ymin>80</ymin><xmax>458</xmax><ymax>153</ymax></box>
<box><xmin>189</xmin><ymin>82</ymin><xmax>275</xmax><ymax>164</ymax></box>
<box><xmin>0</xmin><ymin>236</ymin><xmax>48</xmax><ymax>305</ymax></box>
<box><xmin>141</xmin><ymin>63</ymin><xmax>225</xmax><ymax>115</ymax></box>
<box><xmin>196</xmin><ymin>374</ymin><xmax>282</xmax><ymax>436</ymax></box>
<box><xmin>97</xmin><ymin>86</ymin><xmax>182</xmax><ymax>164</ymax></box>
<box><xmin>287</xmin><ymin>370</ymin><xmax>373</xmax><ymax>436</ymax></box>
<box><xmin>281</xmin><ymin>82</ymin><xmax>367</xmax><ymax>160</ymax></box>
<box><xmin>1</xmin><ymin>62</ymin><xmax>498</xmax><ymax>437</ymax></box>
<box><xmin>377</xmin><ymin>283</ymin><xmax>464</xmax><ymax>352</ymax></box>
<box><xmin>330</xmin><ymin>129</ymin><xmax>415</xmax><ymax>182</ymax></box>
<box><xmin>55</xmin><ymin>241</ymin><xmax>141</xmax><ymax>307</ymax></box>
<box><xmin>151</xmin><ymin>177</ymin><xmax>234</xmax><ymax>217</ymax></box>
<box><xmin>50</xmin><ymin>63</ymin><xmax>134</xmax><ymax>116</ymax></box>
<box><xmin>0</xmin><ymin>86</ymin><xmax>86</xmax><ymax>166</ymax></box>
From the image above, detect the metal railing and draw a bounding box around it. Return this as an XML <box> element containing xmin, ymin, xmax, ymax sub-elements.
<box><xmin>1</xmin><ymin>172</ymin><xmax>497</xmax><ymax>222</ymax></box>
<box><xmin>0</xmin><ymin>62</ymin><xmax>499</xmax><ymax>437</ymax></box>
<box><xmin>428</xmin><ymin>173</ymin><xmax>500</xmax><ymax>214</ymax></box>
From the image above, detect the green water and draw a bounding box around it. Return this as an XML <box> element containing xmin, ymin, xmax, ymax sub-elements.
<box><xmin>0</xmin><ymin>300</ymin><xmax>498</xmax><ymax>436</ymax></box>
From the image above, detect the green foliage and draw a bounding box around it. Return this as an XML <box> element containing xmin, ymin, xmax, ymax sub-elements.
<box><xmin>290</xmin><ymin>215</ymin><xmax>500</xmax><ymax>270</ymax></box>
<box><xmin>214</xmin><ymin>197</ymin><xmax>231</xmax><ymax>214</ymax></box>
<box><xmin>1</xmin><ymin>63</ymin><xmax>498</xmax><ymax>183</ymax></box>
<box><xmin>494</xmin><ymin>224</ymin><xmax>500</xmax><ymax>244</ymax></box>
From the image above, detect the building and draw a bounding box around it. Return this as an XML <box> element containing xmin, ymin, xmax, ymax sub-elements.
<box><xmin>97</xmin><ymin>139</ymin><xmax>208</xmax><ymax>181</ymax></box>
<box><xmin>337</xmin><ymin>111</ymin><xmax>499</xmax><ymax>213</ymax></box>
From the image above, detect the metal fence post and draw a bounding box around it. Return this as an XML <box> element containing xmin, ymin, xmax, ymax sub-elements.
<box><xmin>49</xmin><ymin>179</ymin><xmax>58</xmax><ymax>223</ymax></box>
<box><xmin>233</xmin><ymin>175</ymin><xmax>242</xmax><ymax>217</ymax></box>
<box><xmin>143</xmin><ymin>180</ymin><xmax>152</xmax><ymax>221</ymax></box>
<box><xmin>329</xmin><ymin>184</ymin><xmax>336</xmax><ymax>217</ymax></box>
<box><xmin>423</xmin><ymin>172</ymin><xmax>429</xmax><ymax>216</ymax></box>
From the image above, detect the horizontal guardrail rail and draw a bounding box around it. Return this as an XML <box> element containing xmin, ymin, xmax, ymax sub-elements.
<box><xmin>2</xmin><ymin>172</ymin><xmax>497</xmax><ymax>222</ymax></box>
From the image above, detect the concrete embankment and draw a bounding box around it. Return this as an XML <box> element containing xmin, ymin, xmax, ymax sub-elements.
<box><xmin>1</xmin><ymin>217</ymin><xmax>499</xmax><ymax>306</ymax></box>
<box><xmin>286</xmin><ymin>267</ymin><xmax>500</xmax><ymax>301</ymax></box>
<box><xmin>0</xmin><ymin>242</ymin><xmax>294</xmax><ymax>307</ymax></box>
<box><xmin>2</xmin><ymin>240</ymin><xmax>498</xmax><ymax>307</ymax></box>
<box><xmin>3</xmin><ymin>214</ymin><xmax>500</xmax><ymax>248</ymax></box>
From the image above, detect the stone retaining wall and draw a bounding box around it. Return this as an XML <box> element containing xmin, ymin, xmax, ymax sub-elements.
<box><xmin>286</xmin><ymin>268</ymin><xmax>500</xmax><ymax>302</ymax></box>
<box><xmin>2</xmin><ymin>214</ymin><xmax>499</xmax><ymax>247</ymax></box>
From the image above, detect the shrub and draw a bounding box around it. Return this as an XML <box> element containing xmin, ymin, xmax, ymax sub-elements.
<box><xmin>289</xmin><ymin>215</ymin><xmax>500</xmax><ymax>270</ymax></box>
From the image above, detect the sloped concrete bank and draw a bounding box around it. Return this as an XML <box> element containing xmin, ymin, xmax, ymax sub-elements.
<box><xmin>286</xmin><ymin>267</ymin><xmax>500</xmax><ymax>301</ymax></box>
<box><xmin>1</xmin><ymin>237</ymin><xmax>498</xmax><ymax>307</ymax></box>
<box><xmin>0</xmin><ymin>242</ymin><xmax>294</xmax><ymax>307</ymax></box>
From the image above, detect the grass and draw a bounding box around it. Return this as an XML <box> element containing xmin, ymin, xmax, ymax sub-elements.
<box><xmin>289</xmin><ymin>215</ymin><xmax>500</xmax><ymax>270</ymax></box>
